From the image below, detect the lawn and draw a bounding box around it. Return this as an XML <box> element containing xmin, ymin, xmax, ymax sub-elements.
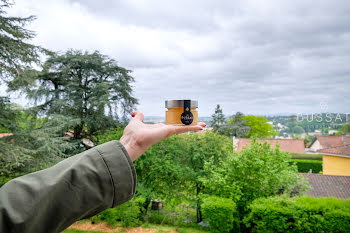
<box><xmin>63</xmin><ymin>230</ymin><xmax>104</xmax><ymax>233</ymax></box>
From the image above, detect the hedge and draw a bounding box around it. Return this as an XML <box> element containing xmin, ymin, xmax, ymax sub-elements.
<box><xmin>243</xmin><ymin>196</ymin><xmax>350</xmax><ymax>233</ymax></box>
<box><xmin>290</xmin><ymin>153</ymin><xmax>323</xmax><ymax>161</ymax></box>
<box><xmin>202</xmin><ymin>196</ymin><xmax>238</xmax><ymax>233</ymax></box>
<box><xmin>290</xmin><ymin>159</ymin><xmax>322</xmax><ymax>173</ymax></box>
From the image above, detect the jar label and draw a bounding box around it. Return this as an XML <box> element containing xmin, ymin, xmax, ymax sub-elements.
<box><xmin>181</xmin><ymin>100</ymin><xmax>193</xmax><ymax>125</ymax></box>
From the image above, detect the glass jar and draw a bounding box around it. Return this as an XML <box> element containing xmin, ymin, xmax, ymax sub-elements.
<box><xmin>165</xmin><ymin>100</ymin><xmax>198</xmax><ymax>125</ymax></box>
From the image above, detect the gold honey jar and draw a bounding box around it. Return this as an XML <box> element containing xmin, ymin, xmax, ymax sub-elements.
<box><xmin>165</xmin><ymin>100</ymin><xmax>198</xmax><ymax>125</ymax></box>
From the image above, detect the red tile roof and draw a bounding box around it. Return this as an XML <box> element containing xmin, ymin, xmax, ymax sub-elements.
<box><xmin>318</xmin><ymin>144</ymin><xmax>350</xmax><ymax>156</ymax></box>
<box><xmin>236</xmin><ymin>138</ymin><xmax>305</xmax><ymax>153</ymax></box>
<box><xmin>0</xmin><ymin>133</ymin><xmax>13</xmax><ymax>139</ymax></box>
<box><xmin>313</xmin><ymin>136</ymin><xmax>350</xmax><ymax>149</ymax></box>
<box><xmin>300</xmin><ymin>173</ymin><xmax>350</xmax><ymax>199</ymax></box>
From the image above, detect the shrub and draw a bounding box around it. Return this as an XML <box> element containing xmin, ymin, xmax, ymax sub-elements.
<box><xmin>147</xmin><ymin>212</ymin><xmax>164</xmax><ymax>224</ymax></box>
<box><xmin>290</xmin><ymin>153</ymin><xmax>322</xmax><ymax>161</ymax></box>
<box><xmin>96</xmin><ymin>208</ymin><xmax>119</xmax><ymax>224</ymax></box>
<box><xmin>94</xmin><ymin>127</ymin><xmax>124</xmax><ymax>145</ymax></box>
<box><xmin>202</xmin><ymin>140</ymin><xmax>308</xmax><ymax>216</ymax></box>
<box><xmin>202</xmin><ymin>196</ymin><xmax>238</xmax><ymax>233</ymax></box>
<box><xmin>117</xmin><ymin>196</ymin><xmax>145</xmax><ymax>227</ymax></box>
<box><xmin>243</xmin><ymin>196</ymin><xmax>350</xmax><ymax>232</ymax></box>
<box><xmin>0</xmin><ymin>176</ymin><xmax>13</xmax><ymax>188</ymax></box>
<box><xmin>94</xmin><ymin>196</ymin><xmax>146</xmax><ymax>227</ymax></box>
<box><xmin>291</xmin><ymin>159</ymin><xmax>322</xmax><ymax>173</ymax></box>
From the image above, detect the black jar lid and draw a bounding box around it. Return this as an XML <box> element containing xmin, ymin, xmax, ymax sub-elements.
<box><xmin>165</xmin><ymin>100</ymin><xmax>198</xmax><ymax>108</ymax></box>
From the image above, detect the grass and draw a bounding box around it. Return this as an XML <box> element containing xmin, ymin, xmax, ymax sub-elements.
<box><xmin>62</xmin><ymin>229</ymin><xmax>105</xmax><ymax>233</ymax></box>
<box><xmin>290</xmin><ymin>153</ymin><xmax>323</xmax><ymax>161</ymax></box>
<box><xmin>142</xmin><ymin>223</ymin><xmax>209</xmax><ymax>233</ymax></box>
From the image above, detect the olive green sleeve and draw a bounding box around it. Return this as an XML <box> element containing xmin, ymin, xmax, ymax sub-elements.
<box><xmin>0</xmin><ymin>140</ymin><xmax>136</xmax><ymax>233</ymax></box>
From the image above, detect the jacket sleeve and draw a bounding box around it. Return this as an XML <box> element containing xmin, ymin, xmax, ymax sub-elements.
<box><xmin>0</xmin><ymin>140</ymin><xmax>137</xmax><ymax>233</ymax></box>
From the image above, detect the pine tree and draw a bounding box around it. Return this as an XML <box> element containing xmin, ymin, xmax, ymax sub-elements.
<box><xmin>210</xmin><ymin>104</ymin><xmax>226</xmax><ymax>132</ymax></box>
<box><xmin>224</xmin><ymin>112</ymin><xmax>251</xmax><ymax>137</ymax></box>
<box><xmin>11</xmin><ymin>50</ymin><xmax>138</xmax><ymax>139</ymax></box>
<box><xmin>0</xmin><ymin>111</ymin><xmax>80</xmax><ymax>178</ymax></box>
<box><xmin>0</xmin><ymin>0</ymin><xmax>46</xmax><ymax>82</ymax></box>
<box><xmin>0</xmin><ymin>1</ymin><xmax>73</xmax><ymax>180</ymax></box>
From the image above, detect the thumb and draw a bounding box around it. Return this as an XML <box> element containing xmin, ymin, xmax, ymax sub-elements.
<box><xmin>131</xmin><ymin>111</ymin><xmax>144</xmax><ymax>122</ymax></box>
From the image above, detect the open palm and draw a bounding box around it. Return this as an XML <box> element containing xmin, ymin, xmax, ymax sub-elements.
<box><xmin>120</xmin><ymin>111</ymin><xmax>206</xmax><ymax>161</ymax></box>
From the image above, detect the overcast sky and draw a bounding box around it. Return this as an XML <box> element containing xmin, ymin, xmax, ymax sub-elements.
<box><xmin>5</xmin><ymin>0</ymin><xmax>350</xmax><ymax>116</ymax></box>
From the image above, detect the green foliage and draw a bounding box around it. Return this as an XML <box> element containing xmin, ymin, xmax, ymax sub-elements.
<box><xmin>135</xmin><ymin>132</ymin><xmax>233</xmax><ymax>222</ymax></box>
<box><xmin>242</xmin><ymin>115</ymin><xmax>277</xmax><ymax>138</ymax></box>
<box><xmin>291</xmin><ymin>159</ymin><xmax>322</xmax><ymax>173</ymax></box>
<box><xmin>116</xmin><ymin>196</ymin><xmax>145</xmax><ymax>227</ymax></box>
<box><xmin>336</xmin><ymin>120</ymin><xmax>350</xmax><ymax>135</ymax></box>
<box><xmin>95</xmin><ymin>196</ymin><xmax>146</xmax><ymax>227</ymax></box>
<box><xmin>223</xmin><ymin>112</ymin><xmax>250</xmax><ymax>137</ymax></box>
<box><xmin>210</xmin><ymin>104</ymin><xmax>226</xmax><ymax>132</ymax></box>
<box><xmin>148</xmin><ymin>212</ymin><xmax>166</xmax><ymax>225</ymax></box>
<box><xmin>243</xmin><ymin>196</ymin><xmax>350</xmax><ymax>233</ymax></box>
<box><xmin>94</xmin><ymin>127</ymin><xmax>124</xmax><ymax>145</ymax></box>
<box><xmin>202</xmin><ymin>196</ymin><xmax>238</xmax><ymax>233</ymax></box>
<box><xmin>0</xmin><ymin>175</ymin><xmax>12</xmax><ymax>187</ymax></box>
<box><xmin>202</xmin><ymin>140</ymin><xmax>308</xmax><ymax>215</ymax></box>
<box><xmin>135</xmin><ymin>132</ymin><xmax>232</xmax><ymax>198</ymax></box>
<box><xmin>293</xmin><ymin>126</ymin><xmax>304</xmax><ymax>134</ymax></box>
<box><xmin>0</xmin><ymin>110</ymin><xmax>81</xmax><ymax>176</ymax></box>
<box><xmin>0</xmin><ymin>1</ymin><xmax>83</xmax><ymax>178</ymax></box>
<box><xmin>0</xmin><ymin>0</ymin><xmax>46</xmax><ymax>82</ymax></box>
<box><xmin>10</xmin><ymin>50</ymin><xmax>138</xmax><ymax>138</ymax></box>
<box><xmin>146</xmin><ymin>210</ymin><xmax>178</xmax><ymax>226</ymax></box>
<box><xmin>0</xmin><ymin>97</ymin><xmax>16</xmax><ymax>132</ymax></box>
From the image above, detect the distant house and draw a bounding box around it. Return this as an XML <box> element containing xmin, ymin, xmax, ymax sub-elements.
<box><xmin>234</xmin><ymin>138</ymin><xmax>305</xmax><ymax>153</ymax></box>
<box><xmin>318</xmin><ymin>144</ymin><xmax>350</xmax><ymax>176</ymax></box>
<box><xmin>309</xmin><ymin>135</ymin><xmax>350</xmax><ymax>152</ymax></box>
<box><xmin>328</xmin><ymin>130</ymin><xmax>338</xmax><ymax>135</ymax></box>
<box><xmin>308</xmin><ymin>130</ymin><xmax>322</xmax><ymax>136</ymax></box>
<box><xmin>300</xmin><ymin>173</ymin><xmax>350</xmax><ymax>199</ymax></box>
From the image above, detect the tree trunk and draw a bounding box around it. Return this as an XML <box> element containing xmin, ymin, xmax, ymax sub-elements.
<box><xmin>196</xmin><ymin>184</ymin><xmax>203</xmax><ymax>223</ymax></box>
<box><xmin>74</xmin><ymin>124</ymin><xmax>83</xmax><ymax>139</ymax></box>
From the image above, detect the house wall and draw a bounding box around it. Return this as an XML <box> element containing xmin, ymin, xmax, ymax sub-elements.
<box><xmin>323</xmin><ymin>155</ymin><xmax>350</xmax><ymax>176</ymax></box>
<box><xmin>310</xmin><ymin>140</ymin><xmax>321</xmax><ymax>152</ymax></box>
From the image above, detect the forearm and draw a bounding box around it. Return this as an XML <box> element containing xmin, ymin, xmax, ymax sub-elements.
<box><xmin>0</xmin><ymin>140</ymin><xmax>136</xmax><ymax>233</ymax></box>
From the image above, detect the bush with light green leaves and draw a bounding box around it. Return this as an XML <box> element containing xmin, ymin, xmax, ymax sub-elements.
<box><xmin>202</xmin><ymin>196</ymin><xmax>238</xmax><ymax>233</ymax></box>
<box><xmin>243</xmin><ymin>196</ymin><xmax>350</xmax><ymax>232</ymax></box>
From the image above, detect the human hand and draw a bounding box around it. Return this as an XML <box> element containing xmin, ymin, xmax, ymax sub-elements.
<box><xmin>120</xmin><ymin>111</ymin><xmax>206</xmax><ymax>161</ymax></box>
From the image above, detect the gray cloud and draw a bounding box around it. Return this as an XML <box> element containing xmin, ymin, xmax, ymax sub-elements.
<box><xmin>6</xmin><ymin>0</ymin><xmax>350</xmax><ymax>116</ymax></box>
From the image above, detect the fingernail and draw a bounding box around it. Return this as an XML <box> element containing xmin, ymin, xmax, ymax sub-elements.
<box><xmin>199</xmin><ymin>128</ymin><xmax>203</xmax><ymax>130</ymax></box>
<box><xmin>204</xmin><ymin>124</ymin><xmax>207</xmax><ymax>127</ymax></box>
<box><xmin>131</xmin><ymin>113</ymin><xmax>135</xmax><ymax>117</ymax></box>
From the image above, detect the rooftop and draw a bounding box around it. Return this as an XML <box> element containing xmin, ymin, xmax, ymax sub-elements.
<box><xmin>300</xmin><ymin>173</ymin><xmax>350</xmax><ymax>199</ymax></box>
<box><xmin>312</xmin><ymin>136</ymin><xmax>350</xmax><ymax>149</ymax></box>
<box><xmin>318</xmin><ymin>144</ymin><xmax>350</xmax><ymax>157</ymax></box>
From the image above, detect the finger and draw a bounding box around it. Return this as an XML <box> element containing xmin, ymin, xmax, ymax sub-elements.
<box><xmin>170</xmin><ymin>125</ymin><xmax>203</xmax><ymax>135</ymax></box>
<box><xmin>198</xmin><ymin>122</ymin><xmax>207</xmax><ymax>127</ymax></box>
<box><xmin>131</xmin><ymin>111</ymin><xmax>144</xmax><ymax>122</ymax></box>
